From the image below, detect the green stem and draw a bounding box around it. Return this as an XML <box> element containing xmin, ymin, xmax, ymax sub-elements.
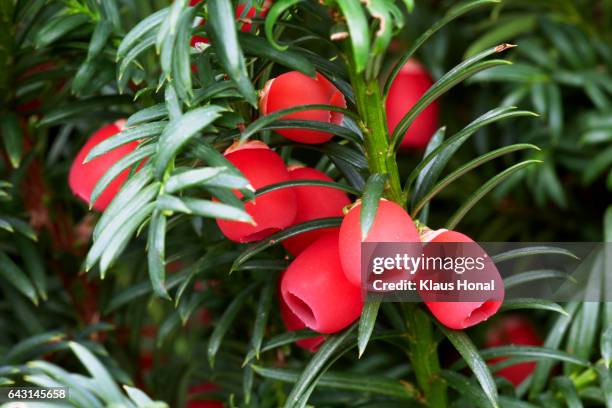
<box><xmin>347</xmin><ymin>61</ymin><xmax>403</xmax><ymax>204</ymax></box>
<box><xmin>347</xmin><ymin>51</ymin><xmax>446</xmax><ymax>407</ymax></box>
<box><xmin>403</xmin><ymin>304</ymin><xmax>447</xmax><ymax>408</ymax></box>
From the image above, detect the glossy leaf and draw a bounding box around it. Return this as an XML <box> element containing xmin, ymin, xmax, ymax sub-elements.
<box><xmin>86</xmin><ymin>183</ymin><xmax>159</xmax><ymax>272</ymax></box>
<box><xmin>360</xmin><ymin>173</ymin><xmax>387</xmax><ymax>240</ymax></box>
<box><xmin>253</xmin><ymin>365</ymin><xmax>419</xmax><ymax>400</ymax></box>
<box><xmin>392</xmin><ymin>47</ymin><xmax>515</xmax><ymax>149</ymax></box>
<box><xmin>412</xmin><ymin>144</ymin><xmax>539</xmax><ymax>216</ymax></box>
<box><xmin>239</xmin><ymin>103</ymin><xmax>358</xmax><ymax>143</ymax></box>
<box><xmin>250</xmin><ymin>179</ymin><xmax>358</xmax><ymax>198</ymax></box>
<box><xmin>165</xmin><ymin>167</ymin><xmax>239</xmax><ymax>193</ymax></box>
<box><xmin>157</xmin><ymin>195</ymin><xmax>252</xmax><ymax>223</ymax></box>
<box><xmin>0</xmin><ymin>252</ymin><xmax>38</xmax><ymax>305</ymax></box>
<box><xmin>336</xmin><ymin>0</ymin><xmax>370</xmax><ymax>74</ymax></box>
<box><xmin>500</xmin><ymin>299</ymin><xmax>568</xmax><ymax>316</ymax></box>
<box><xmin>3</xmin><ymin>331</ymin><xmax>65</xmax><ymax>364</ymax></box>
<box><xmin>117</xmin><ymin>8</ymin><xmax>169</xmax><ymax>58</ymax></box>
<box><xmin>86</xmin><ymin>121</ymin><xmax>167</xmax><ymax>161</ymax></box>
<box><xmin>93</xmin><ymin>165</ymin><xmax>154</xmax><ymax>240</ymax></box>
<box><xmin>264</xmin><ymin>0</ymin><xmax>303</xmax><ymax>51</ymax></box>
<box><xmin>230</xmin><ymin>217</ymin><xmax>342</xmax><ymax>271</ymax></box>
<box><xmin>126</xmin><ymin>104</ymin><xmax>168</xmax><ymax>126</ymax></box>
<box><xmin>440</xmin><ymin>370</ymin><xmax>494</xmax><ymax>408</ymax></box>
<box><xmin>492</xmin><ymin>247</ymin><xmax>579</xmax><ymax>264</ymax></box>
<box><xmin>69</xmin><ymin>342</ymin><xmax>125</xmax><ymax>404</ymax></box>
<box><xmin>446</xmin><ymin>160</ymin><xmax>541</xmax><ymax>229</ymax></box>
<box><xmin>249</xmin><ymin>281</ymin><xmax>274</xmax><ymax>360</ymax></box>
<box><xmin>438</xmin><ymin>326</ymin><xmax>499</xmax><ymax>408</ymax></box>
<box><xmin>34</xmin><ymin>13</ymin><xmax>89</xmax><ymax>48</ymax></box>
<box><xmin>99</xmin><ymin>202</ymin><xmax>156</xmax><ymax>274</ymax></box>
<box><xmin>283</xmin><ymin>326</ymin><xmax>356</xmax><ymax>407</ymax></box>
<box><xmin>90</xmin><ymin>144</ymin><xmax>155</xmax><ymax>207</ymax></box>
<box><xmin>405</xmin><ymin>107</ymin><xmax>537</xmax><ymax>194</ymax></box>
<box><xmin>207</xmin><ymin>0</ymin><xmax>257</xmax><ymax>106</ymax></box>
<box><xmin>243</xmin><ymin>330</ymin><xmax>324</xmax><ymax>365</ymax></box>
<box><xmin>154</xmin><ymin>106</ymin><xmax>225</xmax><ymax>179</ymax></box>
<box><xmin>357</xmin><ymin>299</ymin><xmax>381</xmax><ymax>357</ymax></box>
<box><xmin>529</xmin><ymin>302</ymin><xmax>580</xmax><ymax>397</ymax></box>
<box><xmin>239</xmin><ymin>32</ymin><xmax>316</xmax><ymax>77</ymax></box>
<box><xmin>0</xmin><ymin>113</ymin><xmax>23</xmax><ymax>168</ymax></box>
<box><xmin>147</xmin><ymin>210</ymin><xmax>170</xmax><ymax>300</ymax></box>
<box><xmin>384</xmin><ymin>0</ymin><xmax>501</xmax><ymax>96</ymax></box>
<box><xmin>208</xmin><ymin>284</ymin><xmax>257</xmax><ymax>367</ymax></box>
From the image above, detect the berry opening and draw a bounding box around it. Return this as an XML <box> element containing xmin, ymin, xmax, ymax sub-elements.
<box><xmin>285</xmin><ymin>292</ymin><xmax>317</xmax><ymax>329</ymax></box>
<box><xmin>464</xmin><ymin>301</ymin><xmax>500</xmax><ymax>327</ymax></box>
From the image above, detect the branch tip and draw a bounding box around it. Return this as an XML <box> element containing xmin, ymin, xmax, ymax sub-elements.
<box><xmin>495</xmin><ymin>43</ymin><xmax>517</xmax><ymax>52</ymax></box>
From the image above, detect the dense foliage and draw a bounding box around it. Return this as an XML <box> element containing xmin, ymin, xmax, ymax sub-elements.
<box><xmin>0</xmin><ymin>0</ymin><xmax>611</xmax><ymax>407</ymax></box>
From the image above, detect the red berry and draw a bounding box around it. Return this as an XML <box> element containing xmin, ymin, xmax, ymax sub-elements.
<box><xmin>259</xmin><ymin>71</ymin><xmax>346</xmax><ymax>144</ymax></box>
<box><xmin>338</xmin><ymin>200</ymin><xmax>420</xmax><ymax>287</ymax></box>
<box><xmin>279</xmin><ymin>280</ymin><xmax>325</xmax><ymax>351</ymax></box>
<box><xmin>485</xmin><ymin>315</ymin><xmax>542</xmax><ymax>386</ymax></box>
<box><xmin>215</xmin><ymin>141</ymin><xmax>297</xmax><ymax>242</ymax></box>
<box><xmin>421</xmin><ymin>229</ymin><xmax>503</xmax><ymax>330</ymax></box>
<box><xmin>68</xmin><ymin>120</ymin><xmax>138</xmax><ymax>212</ymax></box>
<box><xmin>281</xmin><ymin>166</ymin><xmax>350</xmax><ymax>256</ymax></box>
<box><xmin>386</xmin><ymin>59</ymin><xmax>439</xmax><ymax>149</ymax></box>
<box><xmin>280</xmin><ymin>232</ymin><xmax>363</xmax><ymax>334</ymax></box>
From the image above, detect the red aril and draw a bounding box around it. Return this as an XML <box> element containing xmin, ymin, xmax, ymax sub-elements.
<box><xmin>215</xmin><ymin>141</ymin><xmax>297</xmax><ymax>242</ymax></box>
<box><xmin>259</xmin><ymin>71</ymin><xmax>346</xmax><ymax>144</ymax></box>
<box><xmin>338</xmin><ymin>200</ymin><xmax>420</xmax><ymax>286</ymax></box>
<box><xmin>486</xmin><ymin>315</ymin><xmax>542</xmax><ymax>386</ymax></box>
<box><xmin>281</xmin><ymin>166</ymin><xmax>350</xmax><ymax>256</ymax></box>
<box><xmin>421</xmin><ymin>229</ymin><xmax>503</xmax><ymax>330</ymax></box>
<box><xmin>68</xmin><ymin>120</ymin><xmax>138</xmax><ymax>211</ymax></box>
<box><xmin>386</xmin><ymin>59</ymin><xmax>438</xmax><ymax>149</ymax></box>
<box><xmin>280</xmin><ymin>232</ymin><xmax>362</xmax><ymax>334</ymax></box>
<box><xmin>279</xmin><ymin>280</ymin><xmax>325</xmax><ymax>351</ymax></box>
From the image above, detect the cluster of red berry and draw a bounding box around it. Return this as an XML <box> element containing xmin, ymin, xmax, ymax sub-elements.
<box><xmin>69</xmin><ymin>68</ymin><xmax>505</xmax><ymax>350</ymax></box>
<box><xmin>227</xmin><ymin>145</ymin><xmax>505</xmax><ymax>348</ymax></box>
<box><xmin>66</xmin><ymin>22</ymin><xmax>540</xmax><ymax>385</ymax></box>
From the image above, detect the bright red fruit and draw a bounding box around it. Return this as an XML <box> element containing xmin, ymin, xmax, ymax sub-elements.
<box><xmin>260</xmin><ymin>71</ymin><xmax>346</xmax><ymax>144</ymax></box>
<box><xmin>421</xmin><ymin>229</ymin><xmax>503</xmax><ymax>330</ymax></box>
<box><xmin>68</xmin><ymin>120</ymin><xmax>137</xmax><ymax>212</ymax></box>
<box><xmin>215</xmin><ymin>141</ymin><xmax>297</xmax><ymax>242</ymax></box>
<box><xmin>386</xmin><ymin>59</ymin><xmax>438</xmax><ymax>149</ymax></box>
<box><xmin>281</xmin><ymin>166</ymin><xmax>350</xmax><ymax>256</ymax></box>
<box><xmin>280</xmin><ymin>232</ymin><xmax>363</xmax><ymax>334</ymax></box>
<box><xmin>486</xmin><ymin>315</ymin><xmax>542</xmax><ymax>386</ymax></box>
<box><xmin>338</xmin><ymin>200</ymin><xmax>420</xmax><ymax>287</ymax></box>
<box><xmin>279</xmin><ymin>282</ymin><xmax>325</xmax><ymax>351</ymax></box>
